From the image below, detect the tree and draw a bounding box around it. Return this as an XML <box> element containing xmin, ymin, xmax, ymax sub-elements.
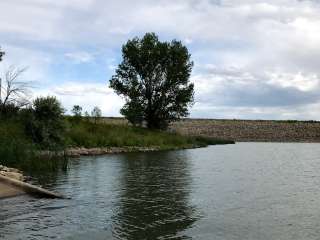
<box><xmin>110</xmin><ymin>33</ymin><xmax>194</xmax><ymax>129</ymax></box>
<box><xmin>84</xmin><ymin>111</ymin><xmax>90</xmax><ymax>122</ymax></box>
<box><xmin>72</xmin><ymin>105</ymin><xmax>82</xmax><ymax>116</ymax></box>
<box><xmin>91</xmin><ymin>106</ymin><xmax>101</xmax><ymax>124</ymax></box>
<box><xmin>0</xmin><ymin>47</ymin><xmax>4</xmax><ymax>61</ymax></box>
<box><xmin>0</xmin><ymin>49</ymin><xmax>32</xmax><ymax>116</ymax></box>
<box><xmin>0</xmin><ymin>47</ymin><xmax>4</xmax><ymax>108</ymax></box>
<box><xmin>26</xmin><ymin>96</ymin><xmax>65</xmax><ymax>149</ymax></box>
<box><xmin>71</xmin><ymin>105</ymin><xmax>82</xmax><ymax>123</ymax></box>
<box><xmin>0</xmin><ymin>66</ymin><xmax>31</xmax><ymax>109</ymax></box>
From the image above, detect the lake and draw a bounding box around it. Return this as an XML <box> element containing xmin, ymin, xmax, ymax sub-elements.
<box><xmin>1</xmin><ymin>143</ymin><xmax>320</xmax><ymax>239</ymax></box>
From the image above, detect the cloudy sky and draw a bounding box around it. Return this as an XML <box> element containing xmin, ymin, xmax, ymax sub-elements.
<box><xmin>1</xmin><ymin>0</ymin><xmax>320</xmax><ymax>120</ymax></box>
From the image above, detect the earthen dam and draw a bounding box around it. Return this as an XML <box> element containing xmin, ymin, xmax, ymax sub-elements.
<box><xmin>170</xmin><ymin>119</ymin><xmax>320</xmax><ymax>142</ymax></box>
<box><xmin>101</xmin><ymin>117</ymin><xmax>320</xmax><ymax>142</ymax></box>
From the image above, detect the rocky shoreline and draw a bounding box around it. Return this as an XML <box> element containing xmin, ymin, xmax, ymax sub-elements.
<box><xmin>170</xmin><ymin>119</ymin><xmax>320</xmax><ymax>142</ymax></box>
<box><xmin>38</xmin><ymin>146</ymin><xmax>163</xmax><ymax>158</ymax></box>
<box><xmin>65</xmin><ymin>146</ymin><xmax>162</xmax><ymax>157</ymax></box>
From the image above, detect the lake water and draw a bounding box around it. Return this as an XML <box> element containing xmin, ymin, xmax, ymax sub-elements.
<box><xmin>1</xmin><ymin>143</ymin><xmax>320</xmax><ymax>239</ymax></box>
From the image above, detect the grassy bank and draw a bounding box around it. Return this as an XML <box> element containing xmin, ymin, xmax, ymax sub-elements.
<box><xmin>0</xmin><ymin>119</ymin><xmax>234</xmax><ymax>171</ymax></box>
<box><xmin>66</xmin><ymin>120</ymin><xmax>233</xmax><ymax>149</ymax></box>
<box><xmin>0</xmin><ymin>119</ymin><xmax>68</xmax><ymax>173</ymax></box>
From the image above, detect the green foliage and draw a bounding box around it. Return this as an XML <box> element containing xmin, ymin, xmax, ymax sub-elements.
<box><xmin>91</xmin><ymin>106</ymin><xmax>102</xmax><ymax>124</ymax></box>
<box><xmin>0</xmin><ymin>103</ymin><xmax>19</xmax><ymax>119</ymax></box>
<box><xmin>0</xmin><ymin>113</ymin><xmax>232</xmax><ymax>172</ymax></box>
<box><xmin>84</xmin><ymin>111</ymin><xmax>90</xmax><ymax>122</ymax></box>
<box><xmin>33</xmin><ymin>96</ymin><xmax>64</xmax><ymax>121</ymax></box>
<box><xmin>0</xmin><ymin>119</ymin><xmax>61</xmax><ymax>171</ymax></box>
<box><xmin>72</xmin><ymin>105</ymin><xmax>82</xmax><ymax>117</ymax></box>
<box><xmin>120</xmin><ymin>100</ymin><xmax>144</xmax><ymax>126</ymax></box>
<box><xmin>0</xmin><ymin>134</ymin><xmax>36</xmax><ymax>168</ymax></box>
<box><xmin>25</xmin><ymin>96</ymin><xmax>65</xmax><ymax>149</ymax></box>
<box><xmin>65</xmin><ymin>120</ymin><xmax>232</xmax><ymax>149</ymax></box>
<box><xmin>0</xmin><ymin>118</ymin><xmax>68</xmax><ymax>173</ymax></box>
<box><xmin>71</xmin><ymin>105</ymin><xmax>83</xmax><ymax>124</ymax></box>
<box><xmin>110</xmin><ymin>32</ymin><xmax>194</xmax><ymax>129</ymax></box>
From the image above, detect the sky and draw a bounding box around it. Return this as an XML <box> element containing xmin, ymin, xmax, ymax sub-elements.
<box><xmin>1</xmin><ymin>0</ymin><xmax>320</xmax><ymax>120</ymax></box>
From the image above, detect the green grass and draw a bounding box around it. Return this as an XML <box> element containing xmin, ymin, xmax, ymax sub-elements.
<box><xmin>65</xmin><ymin>120</ymin><xmax>234</xmax><ymax>150</ymax></box>
<box><xmin>0</xmin><ymin>119</ymin><xmax>68</xmax><ymax>173</ymax></box>
<box><xmin>0</xmin><ymin>120</ymin><xmax>34</xmax><ymax>165</ymax></box>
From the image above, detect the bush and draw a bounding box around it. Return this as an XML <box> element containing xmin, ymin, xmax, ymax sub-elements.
<box><xmin>0</xmin><ymin>119</ymin><xmax>68</xmax><ymax>173</ymax></box>
<box><xmin>25</xmin><ymin>96</ymin><xmax>66</xmax><ymax>150</ymax></box>
<box><xmin>0</xmin><ymin>103</ymin><xmax>19</xmax><ymax>119</ymax></box>
<box><xmin>0</xmin><ymin>119</ymin><xmax>36</xmax><ymax>168</ymax></box>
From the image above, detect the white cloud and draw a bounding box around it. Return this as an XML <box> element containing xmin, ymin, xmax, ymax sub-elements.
<box><xmin>65</xmin><ymin>51</ymin><xmax>94</xmax><ymax>64</ymax></box>
<box><xmin>33</xmin><ymin>82</ymin><xmax>124</xmax><ymax>116</ymax></box>
<box><xmin>267</xmin><ymin>72</ymin><xmax>320</xmax><ymax>92</ymax></box>
<box><xmin>2</xmin><ymin>0</ymin><xmax>320</xmax><ymax>119</ymax></box>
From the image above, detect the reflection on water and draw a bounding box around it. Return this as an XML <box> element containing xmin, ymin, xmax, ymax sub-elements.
<box><xmin>2</xmin><ymin>143</ymin><xmax>320</xmax><ymax>239</ymax></box>
<box><xmin>112</xmin><ymin>152</ymin><xmax>198</xmax><ymax>239</ymax></box>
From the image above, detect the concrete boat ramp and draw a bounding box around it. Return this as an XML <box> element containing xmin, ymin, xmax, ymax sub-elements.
<box><xmin>0</xmin><ymin>182</ymin><xmax>24</xmax><ymax>199</ymax></box>
<box><xmin>0</xmin><ymin>174</ymin><xmax>67</xmax><ymax>199</ymax></box>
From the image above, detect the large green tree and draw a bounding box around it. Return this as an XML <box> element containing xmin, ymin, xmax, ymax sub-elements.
<box><xmin>110</xmin><ymin>33</ymin><xmax>194</xmax><ymax>129</ymax></box>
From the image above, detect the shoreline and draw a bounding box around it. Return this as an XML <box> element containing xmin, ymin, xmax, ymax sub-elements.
<box><xmin>66</xmin><ymin>146</ymin><xmax>162</xmax><ymax>157</ymax></box>
<box><xmin>41</xmin><ymin>144</ymin><xmax>218</xmax><ymax>158</ymax></box>
<box><xmin>0</xmin><ymin>144</ymin><xmax>217</xmax><ymax>199</ymax></box>
<box><xmin>63</xmin><ymin>139</ymin><xmax>235</xmax><ymax>157</ymax></box>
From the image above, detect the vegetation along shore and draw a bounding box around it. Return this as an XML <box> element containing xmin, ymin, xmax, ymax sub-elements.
<box><xmin>0</xmin><ymin>105</ymin><xmax>233</xmax><ymax>173</ymax></box>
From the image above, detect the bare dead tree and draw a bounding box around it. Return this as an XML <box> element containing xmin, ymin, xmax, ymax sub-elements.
<box><xmin>0</xmin><ymin>47</ymin><xmax>5</xmax><ymax>103</ymax></box>
<box><xmin>0</xmin><ymin>66</ymin><xmax>32</xmax><ymax>108</ymax></box>
<box><xmin>0</xmin><ymin>48</ymin><xmax>4</xmax><ymax>61</ymax></box>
